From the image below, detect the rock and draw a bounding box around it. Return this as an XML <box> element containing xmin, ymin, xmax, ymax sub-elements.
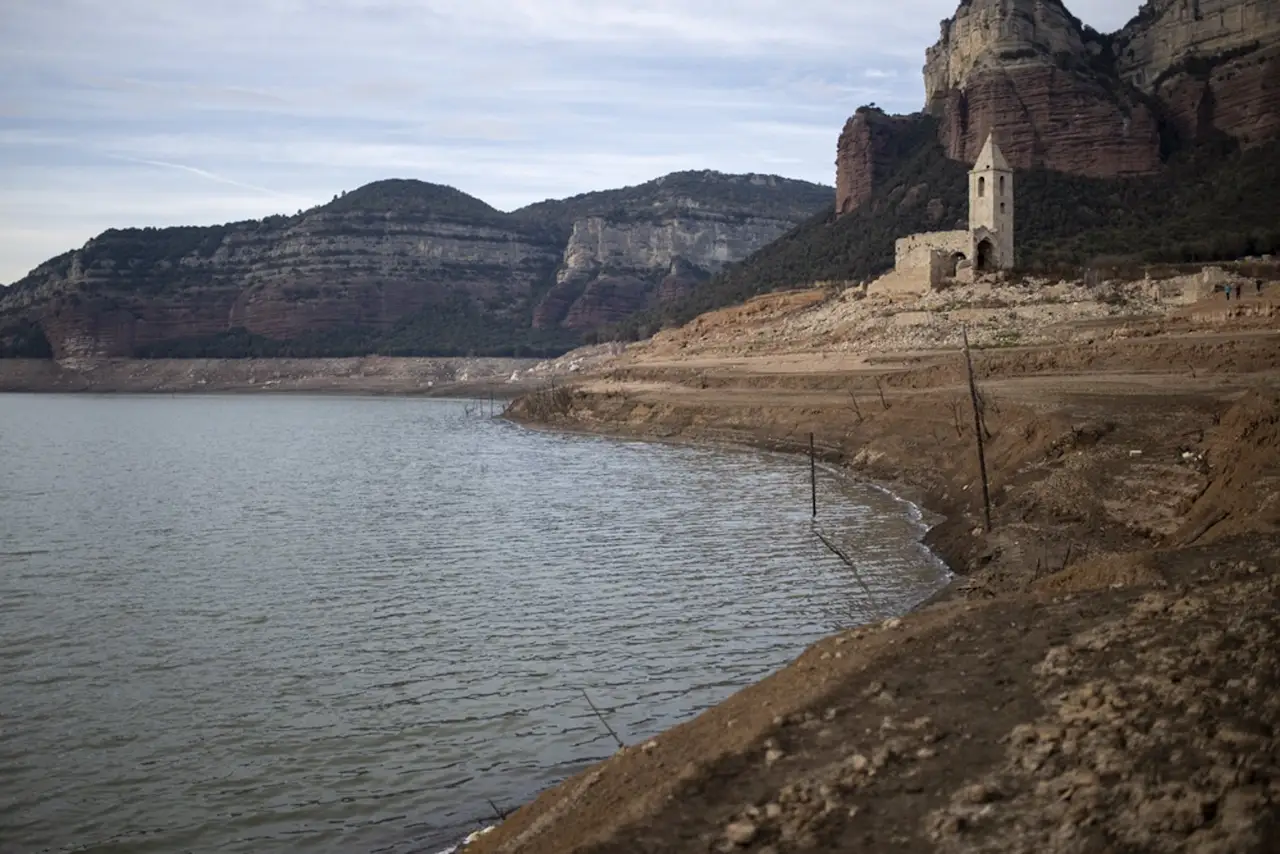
<box><xmin>837</xmin><ymin>0</ymin><xmax>1280</xmax><ymax>215</ymax></box>
<box><xmin>871</xmin><ymin>744</ymin><xmax>898</xmax><ymax>769</ymax></box>
<box><xmin>2</xmin><ymin>174</ymin><xmax>831</xmax><ymax>358</ymax></box>
<box><xmin>924</xmin><ymin>0</ymin><xmax>1161</xmax><ymax>177</ymax></box>
<box><xmin>1218</xmin><ymin>786</ymin><xmax>1268</xmax><ymax>835</ymax></box>
<box><xmin>1116</xmin><ymin>0</ymin><xmax>1280</xmax><ymax>148</ymax></box>
<box><xmin>765</xmin><ymin>748</ymin><xmax>786</xmax><ymax>766</ymax></box>
<box><xmin>958</xmin><ymin>782</ymin><xmax>1001</xmax><ymax>805</ymax></box>
<box><xmin>723</xmin><ymin>819</ymin><xmax>759</xmax><ymax>846</ymax></box>
<box><xmin>836</xmin><ymin>109</ymin><xmax>929</xmax><ymax>215</ymax></box>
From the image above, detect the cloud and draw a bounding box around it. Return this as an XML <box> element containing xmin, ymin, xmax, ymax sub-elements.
<box><xmin>104</xmin><ymin>155</ymin><xmax>292</xmax><ymax>198</ymax></box>
<box><xmin>0</xmin><ymin>0</ymin><xmax>1143</xmax><ymax>284</ymax></box>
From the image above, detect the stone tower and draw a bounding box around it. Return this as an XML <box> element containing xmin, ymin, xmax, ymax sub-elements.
<box><xmin>968</xmin><ymin>134</ymin><xmax>1014</xmax><ymax>271</ymax></box>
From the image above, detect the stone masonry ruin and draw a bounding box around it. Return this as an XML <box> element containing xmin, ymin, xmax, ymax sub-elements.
<box><xmin>869</xmin><ymin>134</ymin><xmax>1014</xmax><ymax>298</ymax></box>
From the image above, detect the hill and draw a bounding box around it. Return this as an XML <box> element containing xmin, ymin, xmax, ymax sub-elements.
<box><xmin>0</xmin><ymin>174</ymin><xmax>831</xmax><ymax>360</ymax></box>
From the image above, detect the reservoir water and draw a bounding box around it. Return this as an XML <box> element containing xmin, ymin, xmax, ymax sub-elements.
<box><xmin>0</xmin><ymin>394</ymin><xmax>948</xmax><ymax>853</ymax></box>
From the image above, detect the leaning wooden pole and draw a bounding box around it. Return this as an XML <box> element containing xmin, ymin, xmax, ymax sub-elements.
<box><xmin>581</xmin><ymin>689</ymin><xmax>625</xmax><ymax>749</ymax></box>
<box><xmin>810</xmin><ymin>432</ymin><xmax>818</xmax><ymax>519</ymax></box>
<box><xmin>962</xmin><ymin>327</ymin><xmax>992</xmax><ymax>532</ymax></box>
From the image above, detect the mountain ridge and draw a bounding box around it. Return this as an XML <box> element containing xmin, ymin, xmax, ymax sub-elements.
<box><xmin>0</xmin><ymin>172</ymin><xmax>831</xmax><ymax>360</ymax></box>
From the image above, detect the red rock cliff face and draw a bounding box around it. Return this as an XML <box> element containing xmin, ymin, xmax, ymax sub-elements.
<box><xmin>835</xmin><ymin>110</ymin><xmax>929</xmax><ymax>215</ymax></box>
<box><xmin>835</xmin><ymin>0</ymin><xmax>1280</xmax><ymax>216</ymax></box>
<box><xmin>934</xmin><ymin>65</ymin><xmax>1162</xmax><ymax>174</ymax></box>
<box><xmin>1115</xmin><ymin>0</ymin><xmax>1280</xmax><ymax>147</ymax></box>
<box><xmin>924</xmin><ymin>0</ymin><xmax>1162</xmax><ymax>175</ymax></box>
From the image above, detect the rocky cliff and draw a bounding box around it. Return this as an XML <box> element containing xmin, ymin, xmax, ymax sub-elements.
<box><xmin>1116</xmin><ymin>0</ymin><xmax>1280</xmax><ymax>147</ymax></box>
<box><xmin>923</xmin><ymin>0</ymin><xmax>1163</xmax><ymax>176</ymax></box>
<box><xmin>835</xmin><ymin>109</ymin><xmax>934</xmax><ymax>215</ymax></box>
<box><xmin>0</xmin><ymin>173</ymin><xmax>830</xmax><ymax>360</ymax></box>
<box><xmin>835</xmin><ymin>0</ymin><xmax>1280</xmax><ymax>215</ymax></box>
<box><xmin>517</xmin><ymin>171</ymin><xmax>829</xmax><ymax>330</ymax></box>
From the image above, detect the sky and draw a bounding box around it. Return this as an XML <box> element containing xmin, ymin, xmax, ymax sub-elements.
<box><xmin>0</xmin><ymin>0</ymin><xmax>1140</xmax><ymax>284</ymax></box>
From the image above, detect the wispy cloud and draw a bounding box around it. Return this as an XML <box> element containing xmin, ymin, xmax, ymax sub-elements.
<box><xmin>0</xmin><ymin>0</ymin><xmax>1142</xmax><ymax>283</ymax></box>
<box><xmin>105</xmin><ymin>155</ymin><xmax>291</xmax><ymax>198</ymax></box>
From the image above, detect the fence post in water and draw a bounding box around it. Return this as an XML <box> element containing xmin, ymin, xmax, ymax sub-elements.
<box><xmin>962</xmin><ymin>326</ymin><xmax>992</xmax><ymax>532</ymax></box>
<box><xmin>810</xmin><ymin>432</ymin><xmax>818</xmax><ymax>520</ymax></box>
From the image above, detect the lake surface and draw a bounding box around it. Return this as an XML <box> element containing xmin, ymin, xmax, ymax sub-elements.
<box><xmin>0</xmin><ymin>394</ymin><xmax>948</xmax><ymax>853</ymax></box>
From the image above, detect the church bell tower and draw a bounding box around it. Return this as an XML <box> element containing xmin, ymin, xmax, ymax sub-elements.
<box><xmin>968</xmin><ymin>134</ymin><xmax>1014</xmax><ymax>271</ymax></box>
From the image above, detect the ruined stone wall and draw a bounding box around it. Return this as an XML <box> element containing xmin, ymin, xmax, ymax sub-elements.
<box><xmin>895</xmin><ymin>231</ymin><xmax>971</xmax><ymax>272</ymax></box>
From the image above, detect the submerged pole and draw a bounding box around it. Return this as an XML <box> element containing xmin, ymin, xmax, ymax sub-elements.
<box><xmin>810</xmin><ymin>432</ymin><xmax>818</xmax><ymax>519</ymax></box>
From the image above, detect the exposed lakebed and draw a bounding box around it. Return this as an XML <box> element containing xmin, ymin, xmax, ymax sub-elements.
<box><xmin>0</xmin><ymin>395</ymin><xmax>947</xmax><ymax>852</ymax></box>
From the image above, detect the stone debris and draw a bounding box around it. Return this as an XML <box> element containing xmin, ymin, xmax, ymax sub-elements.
<box><xmin>723</xmin><ymin>819</ymin><xmax>758</xmax><ymax>846</ymax></box>
<box><xmin>926</xmin><ymin>574</ymin><xmax>1280</xmax><ymax>854</ymax></box>
<box><xmin>636</xmin><ymin>278</ymin><xmax>1174</xmax><ymax>361</ymax></box>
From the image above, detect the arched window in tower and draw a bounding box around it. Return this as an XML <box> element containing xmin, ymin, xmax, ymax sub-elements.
<box><xmin>1000</xmin><ymin>202</ymin><xmax>1006</xmax><ymax>214</ymax></box>
<box><xmin>978</xmin><ymin>176</ymin><xmax>986</xmax><ymax>198</ymax></box>
<box><xmin>999</xmin><ymin>176</ymin><xmax>1006</xmax><ymax>195</ymax></box>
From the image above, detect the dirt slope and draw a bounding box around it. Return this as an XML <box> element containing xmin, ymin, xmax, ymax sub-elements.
<box><xmin>465</xmin><ymin>272</ymin><xmax>1280</xmax><ymax>854</ymax></box>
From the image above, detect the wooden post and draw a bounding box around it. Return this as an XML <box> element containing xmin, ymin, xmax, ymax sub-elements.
<box><xmin>962</xmin><ymin>327</ymin><xmax>992</xmax><ymax>532</ymax></box>
<box><xmin>581</xmin><ymin>689</ymin><xmax>625</xmax><ymax>749</ymax></box>
<box><xmin>810</xmin><ymin>432</ymin><xmax>818</xmax><ymax>519</ymax></box>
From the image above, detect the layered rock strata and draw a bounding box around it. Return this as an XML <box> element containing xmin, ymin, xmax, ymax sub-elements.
<box><xmin>0</xmin><ymin>173</ymin><xmax>831</xmax><ymax>359</ymax></box>
<box><xmin>534</xmin><ymin>212</ymin><xmax>797</xmax><ymax>330</ymax></box>
<box><xmin>836</xmin><ymin>0</ymin><xmax>1280</xmax><ymax>215</ymax></box>
<box><xmin>923</xmin><ymin>0</ymin><xmax>1162</xmax><ymax>176</ymax></box>
<box><xmin>1116</xmin><ymin>0</ymin><xmax>1280</xmax><ymax>146</ymax></box>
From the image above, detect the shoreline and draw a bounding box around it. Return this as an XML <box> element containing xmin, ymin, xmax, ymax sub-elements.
<box><xmin>459</xmin><ymin>328</ymin><xmax>1280</xmax><ymax>852</ymax></box>
<box><xmin>437</xmin><ymin>428</ymin><xmax>955</xmax><ymax>854</ymax></box>
<box><xmin>0</xmin><ymin>356</ymin><xmax>550</xmax><ymax>398</ymax></box>
<box><xmin>512</xmin><ymin>415</ymin><xmax>962</xmax><ymax>585</ymax></box>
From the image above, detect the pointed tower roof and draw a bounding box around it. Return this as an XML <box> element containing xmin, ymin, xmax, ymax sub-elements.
<box><xmin>973</xmin><ymin>133</ymin><xmax>1010</xmax><ymax>172</ymax></box>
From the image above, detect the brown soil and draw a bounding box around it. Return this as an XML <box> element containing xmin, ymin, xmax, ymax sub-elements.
<box><xmin>467</xmin><ymin>285</ymin><xmax>1280</xmax><ymax>853</ymax></box>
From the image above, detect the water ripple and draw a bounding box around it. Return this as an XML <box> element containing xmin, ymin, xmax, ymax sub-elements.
<box><xmin>0</xmin><ymin>394</ymin><xmax>947</xmax><ymax>853</ymax></box>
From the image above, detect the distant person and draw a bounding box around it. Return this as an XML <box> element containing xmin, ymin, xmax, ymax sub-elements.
<box><xmin>1258</xmin><ymin>278</ymin><xmax>1265</xmax><ymax>295</ymax></box>
<box><xmin>1225</xmin><ymin>283</ymin><xmax>1232</xmax><ymax>301</ymax></box>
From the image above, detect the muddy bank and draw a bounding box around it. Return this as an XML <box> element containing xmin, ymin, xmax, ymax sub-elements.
<box><xmin>464</xmin><ymin>317</ymin><xmax>1280</xmax><ymax>852</ymax></box>
<box><xmin>507</xmin><ymin>334</ymin><xmax>1280</xmax><ymax>592</ymax></box>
